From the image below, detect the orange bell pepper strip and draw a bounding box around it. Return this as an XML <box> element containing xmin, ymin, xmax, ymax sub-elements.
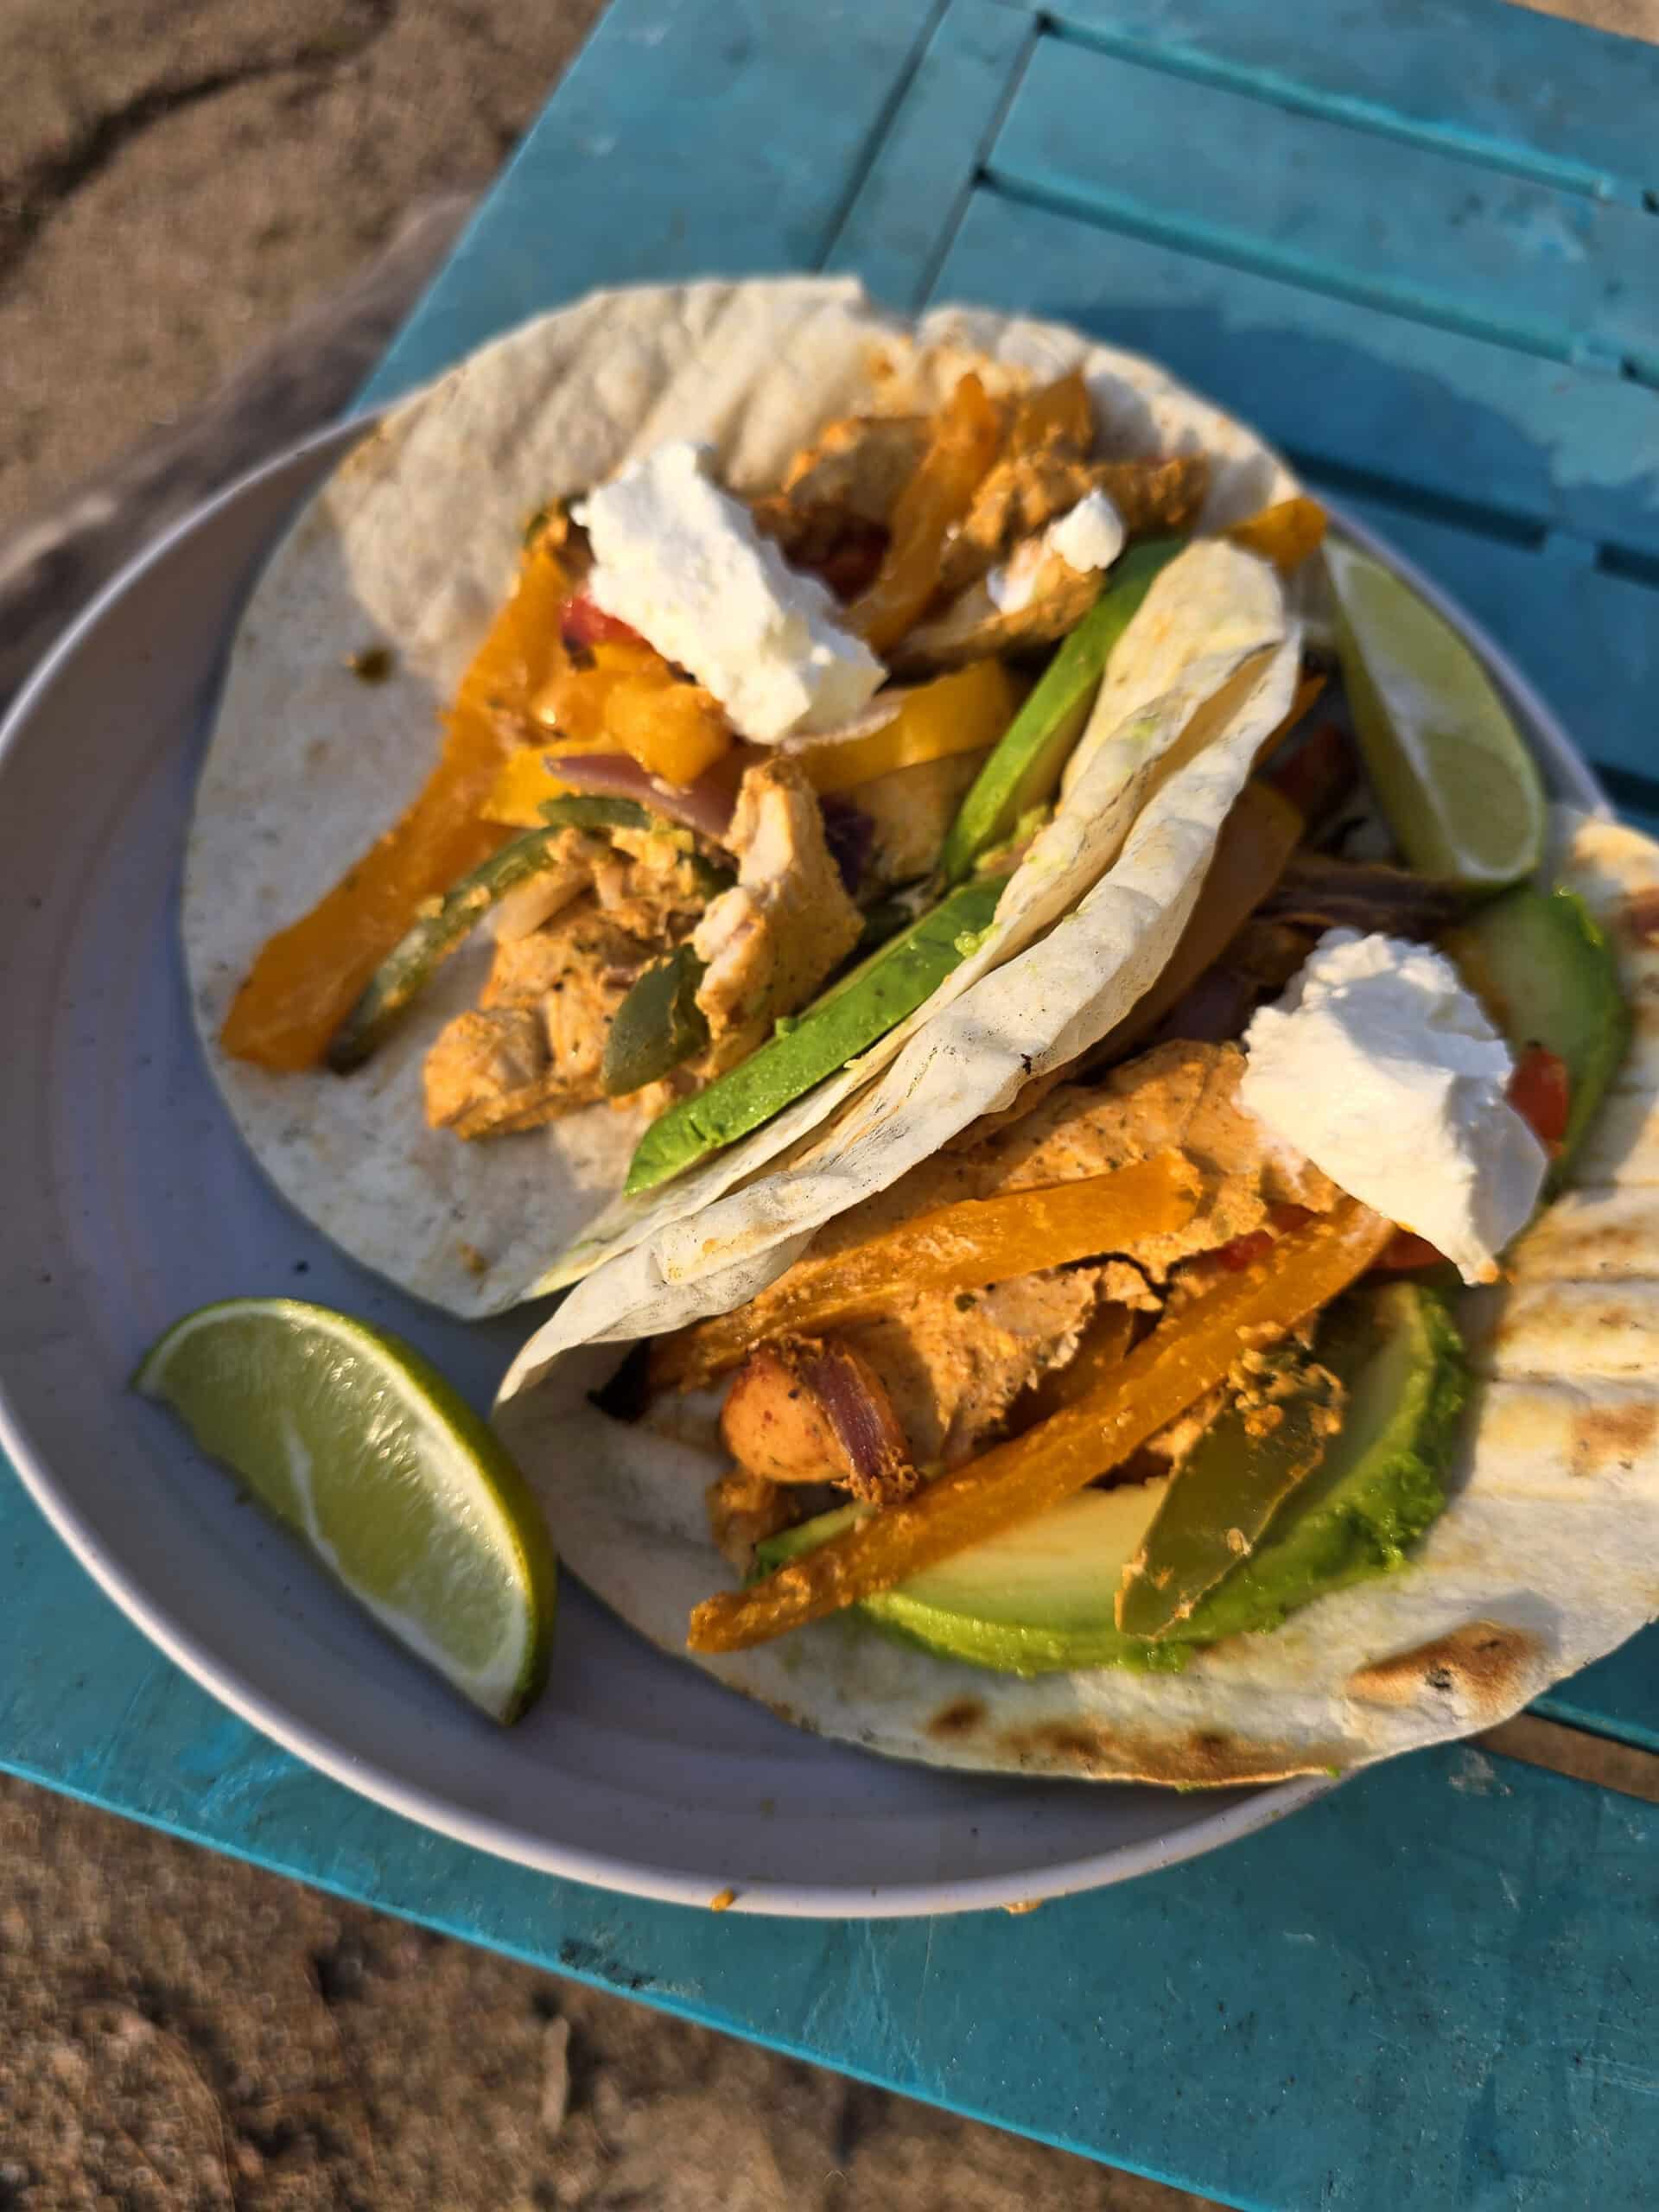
<box><xmin>1008</xmin><ymin>367</ymin><xmax>1095</xmax><ymax>454</ymax></box>
<box><xmin>654</xmin><ymin>1152</ymin><xmax>1202</xmax><ymax>1394</ymax></box>
<box><xmin>1225</xmin><ymin>497</ymin><xmax>1327</xmax><ymax>575</ymax></box>
<box><xmin>221</xmin><ymin>526</ymin><xmax>570</xmax><ymax>1071</ymax></box>
<box><xmin>686</xmin><ymin>1198</ymin><xmax>1393</xmax><ymax>1653</ymax></box>
<box><xmin>843</xmin><ymin>372</ymin><xmax>1003</xmax><ymax>655</ymax></box>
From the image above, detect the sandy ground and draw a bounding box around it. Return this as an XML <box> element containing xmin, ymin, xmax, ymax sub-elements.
<box><xmin>0</xmin><ymin>1775</ymin><xmax>1216</xmax><ymax>2211</ymax></box>
<box><xmin>5</xmin><ymin>2</ymin><xmax>1654</xmax><ymax>2204</ymax></box>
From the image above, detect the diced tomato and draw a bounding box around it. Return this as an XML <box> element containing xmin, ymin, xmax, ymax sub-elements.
<box><xmin>1508</xmin><ymin>1045</ymin><xmax>1570</xmax><ymax>1154</ymax></box>
<box><xmin>1374</xmin><ymin>1230</ymin><xmax>1446</xmax><ymax>1273</ymax></box>
<box><xmin>560</xmin><ymin>594</ymin><xmax>644</xmax><ymax>651</ymax></box>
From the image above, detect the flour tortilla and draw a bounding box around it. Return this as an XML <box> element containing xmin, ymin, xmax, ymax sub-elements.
<box><xmin>493</xmin><ymin>806</ymin><xmax>1659</xmax><ymax>1785</ymax></box>
<box><xmin>185</xmin><ymin>276</ymin><xmax>1294</xmax><ymax>1319</ymax></box>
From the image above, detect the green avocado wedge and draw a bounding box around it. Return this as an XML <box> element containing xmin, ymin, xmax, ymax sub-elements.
<box><xmin>1444</xmin><ymin>885</ymin><xmax>1630</xmax><ymax>1190</ymax></box>
<box><xmin>938</xmin><ymin>538</ymin><xmax>1185</xmax><ymax>883</ymax></box>
<box><xmin>756</xmin><ymin>1283</ymin><xmax>1464</xmax><ymax>1676</ymax></box>
<box><xmin>624</xmin><ymin>874</ymin><xmax>1007</xmax><ymax>1194</ymax></box>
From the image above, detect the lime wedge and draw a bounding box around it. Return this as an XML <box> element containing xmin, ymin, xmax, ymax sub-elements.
<box><xmin>134</xmin><ymin>1299</ymin><xmax>556</xmax><ymax>1721</ymax></box>
<box><xmin>1325</xmin><ymin>539</ymin><xmax>1545</xmax><ymax>889</ymax></box>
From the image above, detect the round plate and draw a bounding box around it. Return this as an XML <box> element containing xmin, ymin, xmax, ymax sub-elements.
<box><xmin>0</xmin><ymin>419</ymin><xmax>1604</xmax><ymax>1916</ymax></box>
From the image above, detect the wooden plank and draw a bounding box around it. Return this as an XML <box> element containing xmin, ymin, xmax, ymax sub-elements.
<box><xmin>359</xmin><ymin>0</ymin><xmax>943</xmax><ymax>407</ymax></box>
<box><xmin>1478</xmin><ymin>1713</ymin><xmax>1659</xmax><ymax>1804</ymax></box>
<box><xmin>4</xmin><ymin>1475</ymin><xmax>1659</xmax><ymax>2212</ymax></box>
<box><xmin>1043</xmin><ymin>0</ymin><xmax>1659</xmax><ymax>207</ymax></box>
<box><xmin>930</xmin><ymin>187</ymin><xmax>1659</xmax><ymax>559</ymax></box>
<box><xmin>824</xmin><ymin>0</ymin><xmax>1037</xmax><ymax>309</ymax></box>
<box><xmin>992</xmin><ymin>35</ymin><xmax>1659</xmax><ymax>376</ymax></box>
<box><xmin>1325</xmin><ymin>490</ymin><xmax>1659</xmax><ymax>815</ymax></box>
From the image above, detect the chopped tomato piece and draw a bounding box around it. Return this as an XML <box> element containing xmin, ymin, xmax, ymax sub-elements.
<box><xmin>560</xmin><ymin>593</ymin><xmax>644</xmax><ymax>650</ymax></box>
<box><xmin>1509</xmin><ymin>1045</ymin><xmax>1570</xmax><ymax>1154</ymax></box>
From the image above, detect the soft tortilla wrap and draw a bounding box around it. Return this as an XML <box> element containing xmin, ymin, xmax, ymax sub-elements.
<box><xmin>493</xmin><ymin>807</ymin><xmax>1659</xmax><ymax>1785</ymax></box>
<box><xmin>184</xmin><ymin>276</ymin><xmax>1294</xmax><ymax>1319</ymax></box>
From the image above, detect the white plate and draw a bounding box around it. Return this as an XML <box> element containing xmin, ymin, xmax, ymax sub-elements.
<box><xmin>0</xmin><ymin>421</ymin><xmax>1604</xmax><ymax>1916</ymax></box>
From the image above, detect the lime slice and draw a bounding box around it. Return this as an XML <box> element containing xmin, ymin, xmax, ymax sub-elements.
<box><xmin>1325</xmin><ymin>539</ymin><xmax>1545</xmax><ymax>889</ymax></box>
<box><xmin>134</xmin><ymin>1299</ymin><xmax>556</xmax><ymax>1722</ymax></box>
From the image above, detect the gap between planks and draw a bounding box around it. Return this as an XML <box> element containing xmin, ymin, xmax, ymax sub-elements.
<box><xmin>1476</xmin><ymin>1713</ymin><xmax>1659</xmax><ymax>1804</ymax></box>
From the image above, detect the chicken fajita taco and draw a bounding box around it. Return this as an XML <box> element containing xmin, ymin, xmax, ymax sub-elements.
<box><xmin>184</xmin><ymin>277</ymin><xmax>1321</xmax><ymax>1318</ymax></box>
<box><xmin>490</xmin><ymin>584</ymin><xmax>1659</xmax><ymax>1783</ymax></box>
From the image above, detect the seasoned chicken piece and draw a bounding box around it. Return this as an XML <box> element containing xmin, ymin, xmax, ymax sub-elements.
<box><xmin>424</xmin><ymin>811</ymin><xmax>725</xmax><ymax>1137</ymax></box>
<box><xmin>773</xmin><ymin>415</ymin><xmax>929</xmax><ymax>523</ymax></box>
<box><xmin>721</xmin><ymin>1335</ymin><xmax>915</xmax><ymax>1503</ymax></box>
<box><xmin>846</xmin><ymin>747</ymin><xmax>991</xmax><ymax>888</ymax></box>
<box><xmin>890</xmin><ymin>549</ymin><xmax>1102</xmax><ymax>675</ymax></box>
<box><xmin>423</xmin><ymin>1007</ymin><xmax>549</xmax><ymax>1130</ymax></box>
<box><xmin>936</xmin><ymin>451</ymin><xmax>1210</xmax><ymax>604</ymax></box>
<box><xmin>809</xmin><ymin>1042</ymin><xmax>1338</xmax><ymax>1288</ymax></box>
<box><xmin>693</xmin><ymin>758</ymin><xmax>861</xmax><ymax>1041</ymax></box>
<box><xmin>706</xmin><ymin>1468</ymin><xmax>798</xmax><ymax>1574</ymax></box>
<box><xmin>844</xmin><ymin>1267</ymin><xmax>1107</xmax><ymax>1468</ymax></box>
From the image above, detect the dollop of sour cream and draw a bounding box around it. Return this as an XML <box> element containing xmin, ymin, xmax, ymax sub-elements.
<box><xmin>575</xmin><ymin>442</ymin><xmax>884</xmax><ymax>743</ymax></box>
<box><xmin>986</xmin><ymin>489</ymin><xmax>1126</xmax><ymax>613</ymax></box>
<box><xmin>1238</xmin><ymin>929</ymin><xmax>1547</xmax><ymax>1283</ymax></box>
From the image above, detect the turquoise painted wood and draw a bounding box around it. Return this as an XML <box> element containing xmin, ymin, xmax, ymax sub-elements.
<box><xmin>361</xmin><ymin>0</ymin><xmax>944</xmax><ymax>407</ymax></box>
<box><xmin>1044</xmin><ymin>0</ymin><xmax>1659</xmax><ymax>207</ymax></box>
<box><xmin>823</xmin><ymin>0</ymin><xmax>1037</xmax><ymax>310</ymax></box>
<box><xmin>9</xmin><ymin>1</ymin><xmax>1659</xmax><ymax>2205</ymax></box>
<box><xmin>995</xmin><ymin>35</ymin><xmax>1659</xmax><ymax>375</ymax></box>
<box><xmin>934</xmin><ymin>188</ymin><xmax>1659</xmax><ymax>569</ymax></box>
<box><xmin>4</xmin><ymin>1474</ymin><xmax>1659</xmax><ymax>2212</ymax></box>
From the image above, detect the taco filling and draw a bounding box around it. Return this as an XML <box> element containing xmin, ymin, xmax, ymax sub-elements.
<box><xmin>597</xmin><ymin>753</ymin><xmax>1626</xmax><ymax>1678</ymax></box>
<box><xmin>217</xmin><ymin>366</ymin><xmax>1268</xmax><ymax>1179</ymax></box>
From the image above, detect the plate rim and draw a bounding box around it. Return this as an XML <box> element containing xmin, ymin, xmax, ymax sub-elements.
<box><xmin>0</xmin><ymin>414</ymin><xmax>1606</xmax><ymax>1917</ymax></box>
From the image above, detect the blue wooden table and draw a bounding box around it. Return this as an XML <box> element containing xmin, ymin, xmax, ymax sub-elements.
<box><xmin>8</xmin><ymin>3</ymin><xmax>1659</xmax><ymax>2204</ymax></box>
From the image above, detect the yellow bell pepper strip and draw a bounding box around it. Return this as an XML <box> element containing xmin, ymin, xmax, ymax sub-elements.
<box><xmin>844</xmin><ymin>372</ymin><xmax>1003</xmax><ymax>655</ymax></box>
<box><xmin>786</xmin><ymin>660</ymin><xmax>1022</xmax><ymax>798</ymax></box>
<box><xmin>685</xmin><ymin>1198</ymin><xmax>1393</xmax><ymax>1653</ymax></box>
<box><xmin>654</xmin><ymin>1151</ymin><xmax>1202</xmax><ymax>1394</ymax></box>
<box><xmin>1091</xmin><ymin>779</ymin><xmax>1304</xmax><ymax>1064</ymax></box>
<box><xmin>221</xmin><ymin>524</ymin><xmax>570</xmax><ymax>1072</ymax></box>
<box><xmin>1225</xmin><ymin>498</ymin><xmax>1327</xmax><ymax>575</ymax></box>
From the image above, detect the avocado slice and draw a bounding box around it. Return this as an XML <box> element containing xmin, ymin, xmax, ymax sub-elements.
<box><xmin>938</xmin><ymin>537</ymin><xmax>1185</xmax><ymax>883</ymax></box>
<box><xmin>624</xmin><ymin>874</ymin><xmax>1008</xmax><ymax>1194</ymax></box>
<box><xmin>755</xmin><ymin>1282</ymin><xmax>1464</xmax><ymax>1675</ymax></box>
<box><xmin>1444</xmin><ymin>885</ymin><xmax>1630</xmax><ymax>1189</ymax></box>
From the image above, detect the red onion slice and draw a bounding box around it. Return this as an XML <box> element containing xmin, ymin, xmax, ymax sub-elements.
<box><xmin>546</xmin><ymin>751</ymin><xmax>741</xmax><ymax>842</ymax></box>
